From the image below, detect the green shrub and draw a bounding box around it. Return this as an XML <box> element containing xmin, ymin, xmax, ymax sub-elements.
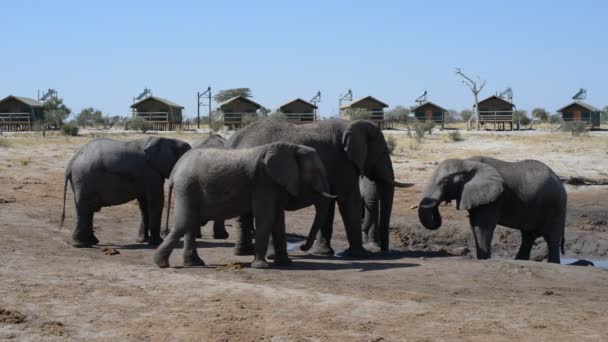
<box><xmin>448</xmin><ymin>130</ymin><xmax>464</xmax><ymax>142</ymax></box>
<box><xmin>269</xmin><ymin>111</ymin><xmax>286</xmax><ymax>121</ymax></box>
<box><xmin>210</xmin><ymin>119</ymin><xmax>224</xmax><ymax>132</ymax></box>
<box><xmin>385</xmin><ymin>135</ymin><xmax>397</xmax><ymax>154</ymax></box>
<box><xmin>0</xmin><ymin>137</ymin><xmax>10</xmax><ymax>148</ymax></box>
<box><xmin>241</xmin><ymin>114</ymin><xmax>258</xmax><ymax>127</ymax></box>
<box><xmin>344</xmin><ymin>108</ymin><xmax>372</xmax><ymax>120</ymax></box>
<box><xmin>61</xmin><ymin>122</ymin><xmax>79</xmax><ymax>136</ymax></box>
<box><xmin>562</xmin><ymin>121</ymin><xmax>589</xmax><ymax>136</ymax></box>
<box><xmin>130</xmin><ymin>116</ymin><xmax>152</xmax><ymax>133</ymax></box>
<box><xmin>424</xmin><ymin>120</ymin><xmax>435</xmax><ymax>134</ymax></box>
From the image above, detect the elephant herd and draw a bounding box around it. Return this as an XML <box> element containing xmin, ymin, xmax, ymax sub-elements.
<box><xmin>60</xmin><ymin>118</ymin><xmax>568</xmax><ymax>268</ymax></box>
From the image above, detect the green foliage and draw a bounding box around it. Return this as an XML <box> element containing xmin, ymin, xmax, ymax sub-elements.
<box><xmin>209</xmin><ymin>119</ymin><xmax>224</xmax><ymax>132</ymax></box>
<box><xmin>0</xmin><ymin>137</ymin><xmax>11</xmax><ymax>148</ymax></box>
<box><xmin>385</xmin><ymin>135</ymin><xmax>397</xmax><ymax>154</ymax></box>
<box><xmin>513</xmin><ymin>110</ymin><xmax>531</xmax><ymax>127</ymax></box>
<box><xmin>385</xmin><ymin>106</ymin><xmax>410</xmax><ymax>124</ymax></box>
<box><xmin>448</xmin><ymin>130</ymin><xmax>464</xmax><ymax>142</ymax></box>
<box><xmin>61</xmin><ymin>122</ymin><xmax>79</xmax><ymax>136</ymax></box>
<box><xmin>343</xmin><ymin>108</ymin><xmax>372</xmax><ymax>120</ymax></box>
<box><xmin>130</xmin><ymin>116</ymin><xmax>152</xmax><ymax>133</ymax></box>
<box><xmin>213</xmin><ymin>88</ymin><xmax>252</xmax><ymax>103</ymax></box>
<box><xmin>259</xmin><ymin>106</ymin><xmax>271</xmax><ymax>118</ymax></box>
<box><xmin>562</xmin><ymin>121</ymin><xmax>589</xmax><ymax>136</ymax></box>
<box><xmin>76</xmin><ymin>107</ymin><xmax>104</xmax><ymax>127</ymax></box>
<box><xmin>446</xmin><ymin>109</ymin><xmax>459</xmax><ymax>123</ymax></box>
<box><xmin>460</xmin><ymin>110</ymin><xmax>473</xmax><ymax>122</ymax></box>
<box><xmin>42</xmin><ymin>97</ymin><xmax>71</xmax><ymax>129</ymax></box>
<box><xmin>107</xmin><ymin>115</ymin><xmax>126</xmax><ymax>128</ymax></box>
<box><xmin>548</xmin><ymin>114</ymin><xmax>563</xmax><ymax>125</ymax></box>
<box><xmin>601</xmin><ymin>106</ymin><xmax>608</xmax><ymax>124</ymax></box>
<box><xmin>269</xmin><ymin>110</ymin><xmax>286</xmax><ymax>121</ymax></box>
<box><xmin>531</xmin><ymin>108</ymin><xmax>549</xmax><ymax>122</ymax></box>
<box><xmin>423</xmin><ymin>120</ymin><xmax>435</xmax><ymax>134</ymax></box>
<box><xmin>408</xmin><ymin>122</ymin><xmax>426</xmax><ymax>144</ymax></box>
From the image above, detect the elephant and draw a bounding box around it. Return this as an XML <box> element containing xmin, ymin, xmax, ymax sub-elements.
<box><xmin>418</xmin><ymin>156</ymin><xmax>567</xmax><ymax>263</ymax></box>
<box><xmin>60</xmin><ymin>136</ymin><xmax>191</xmax><ymax>247</ymax></box>
<box><xmin>226</xmin><ymin>119</ymin><xmax>411</xmax><ymax>257</ymax></box>
<box><xmin>153</xmin><ymin>142</ymin><xmax>336</xmax><ymax>269</ymax></box>
<box><xmin>360</xmin><ymin>176</ymin><xmax>413</xmax><ymax>252</ymax></box>
<box><xmin>187</xmin><ymin>133</ymin><xmax>230</xmax><ymax>239</ymax></box>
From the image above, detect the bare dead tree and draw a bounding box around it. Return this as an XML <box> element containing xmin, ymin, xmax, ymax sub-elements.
<box><xmin>455</xmin><ymin>68</ymin><xmax>486</xmax><ymax>130</ymax></box>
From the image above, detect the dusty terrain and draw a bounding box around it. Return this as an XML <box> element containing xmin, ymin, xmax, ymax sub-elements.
<box><xmin>0</xmin><ymin>128</ymin><xmax>607</xmax><ymax>341</ymax></box>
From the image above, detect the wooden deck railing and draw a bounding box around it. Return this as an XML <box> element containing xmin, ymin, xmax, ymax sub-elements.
<box><xmin>0</xmin><ymin>113</ymin><xmax>32</xmax><ymax>131</ymax></box>
<box><xmin>284</xmin><ymin>113</ymin><xmax>315</xmax><ymax>123</ymax></box>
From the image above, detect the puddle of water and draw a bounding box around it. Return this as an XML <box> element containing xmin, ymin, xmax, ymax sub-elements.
<box><xmin>286</xmin><ymin>242</ymin><xmax>301</xmax><ymax>252</ymax></box>
<box><xmin>561</xmin><ymin>258</ymin><xmax>608</xmax><ymax>269</ymax></box>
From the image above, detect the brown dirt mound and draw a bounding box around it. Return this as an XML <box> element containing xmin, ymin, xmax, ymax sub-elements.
<box><xmin>0</xmin><ymin>309</ymin><xmax>26</xmax><ymax>324</ymax></box>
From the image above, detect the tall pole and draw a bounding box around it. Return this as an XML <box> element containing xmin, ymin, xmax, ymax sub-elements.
<box><xmin>207</xmin><ymin>87</ymin><xmax>211</xmax><ymax>126</ymax></box>
<box><xmin>197</xmin><ymin>91</ymin><xmax>201</xmax><ymax>129</ymax></box>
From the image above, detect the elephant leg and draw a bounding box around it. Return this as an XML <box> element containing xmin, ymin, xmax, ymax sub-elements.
<box><xmin>234</xmin><ymin>214</ymin><xmax>255</xmax><ymax>256</ymax></box>
<box><xmin>266</xmin><ymin>236</ymin><xmax>276</xmax><ymax>260</ymax></box>
<box><xmin>337</xmin><ymin>193</ymin><xmax>367</xmax><ymax>258</ymax></box>
<box><xmin>196</xmin><ymin>226</ymin><xmax>203</xmax><ymax>239</ymax></box>
<box><xmin>213</xmin><ymin>221</ymin><xmax>229</xmax><ymax>239</ymax></box>
<box><xmin>362</xmin><ymin>200</ymin><xmax>381</xmax><ymax>253</ymax></box>
<box><xmin>146</xmin><ymin>186</ymin><xmax>164</xmax><ymax>246</ymax></box>
<box><xmin>154</xmin><ymin>199</ymin><xmax>192</xmax><ymax>268</ymax></box>
<box><xmin>544</xmin><ymin>233</ymin><xmax>562</xmax><ymax>264</ymax></box>
<box><xmin>72</xmin><ymin>205</ymin><xmax>95</xmax><ymax>248</ymax></box>
<box><xmin>311</xmin><ymin>200</ymin><xmax>335</xmax><ymax>255</ymax></box>
<box><xmin>515</xmin><ymin>231</ymin><xmax>536</xmax><ymax>260</ymax></box>
<box><xmin>251</xmin><ymin>215</ymin><xmax>272</xmax><ymax>270</ymax></box>
<box><xmin>136</xmin><ymin>198</ymin><xmax>150</xmax><ymax>243</ymax></box>
<box><xmin>183</xmin><ymin>229</ymin><xmax>205</xmax><ymax>267</ymax></box>
<box><xmin>468</xmin><ymin>205</ymin><xmax>498</xmax><ymax>260</ymax></box>
<box><xmin>271</xmin><ymin>211</ymin><xmax>291</xmax><ymax>267</ymax></box>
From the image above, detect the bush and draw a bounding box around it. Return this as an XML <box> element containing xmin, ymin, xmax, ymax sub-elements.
<box><xmin>548</xmin><ymin>114</ymin><xmax>563</xmax><ymax>125</ymax></box>
<box><xmin>448</xmin><ymin>130</ymin><xmax>463</xmax><ymax>142</ymax></box>
<box><xmin>562</xmin><ymin>121</ymin><xmax>589</xmax><ymax>136</ymax></box>
<box><xmin>130</xmin><ymin>116</ymin><xmax>152</xmax><ymax>133</ymax></box>
<box><xmin>0</xmin><ymin>137</ymin><xmax>10</xmax><ymax>148</ymax></box>
<box><xmin>241</xmin><ymin>114</ymin><xmax>258</xmax><ymax>127</ymax></box>
<box><xmin>424</xmin><ymin>120</ymin><xmax>435</xmax><ymax>134</ymax></box>
<box><xmin>269</xmin><ymin>111</ymin><xmax>286</xmax><ymax>121</ymax></box>
<box><xmin>408</xmin><ymin>122</ymin><xmax>426</xmax><ymax>144</ymax></box>
<box><xmin>61</xmin><ymin>122</ymin><xmax>79</xmax><ymax>136</ymax></box>
<box><xmin>210</xmin><ymin>119</ymin><xmax>224</xmax><ymax>132</ymax></box>
<box><xmin>385</xmin><ymin>135</ymin><xmax>397</xmax><ymax>154</ymax></box>
<box><xmin>344</xmin><ymin>108</ymin><xmax>372</xmax><ymax>120</ymax></box>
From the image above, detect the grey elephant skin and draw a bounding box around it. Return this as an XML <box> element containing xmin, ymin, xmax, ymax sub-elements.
<box><xmin>227</xmin><ymin>119</ymin><xmax>410</xmax><ymax>257</ymax></box>
<box><xmin>154</xmin><ymin>142</ymin><xmax>335</xmax><ymax>269</ymax></box>
<box><xmin>418</xmin><ymin>156</ymin><xmax>567</xmax><ymax>263</ymax></box>
<box><xmin>360</xmin><ymin>176</ymin><xmax>413</xmax><ymax>252</ymax></box>
<box><xmin>188</xmin><ymin>133</ymin><xmax>230</xmax><ymax>240</ymax></box>
<box><xmin>60</xmin><ymin>137</ymin><xmax>191</xmax><ymax>247</ymax></box>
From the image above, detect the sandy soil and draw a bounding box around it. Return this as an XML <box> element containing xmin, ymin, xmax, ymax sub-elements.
<box><xmin>0</xmin><ymin>129</ymin><xmax>607</xmax><ymax>341</ymax></box>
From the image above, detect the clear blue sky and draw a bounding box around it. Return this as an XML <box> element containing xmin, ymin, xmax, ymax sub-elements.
<box><xmin>3</xmin><ymin>0</ymin><xmax>607</xmax><ymax>118</ymax></box>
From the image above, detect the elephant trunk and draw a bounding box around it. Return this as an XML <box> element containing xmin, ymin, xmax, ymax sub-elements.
<box><xmin>377</xmin><ymin>181</ymin><xmax>394</xmax><ymax>251</ymax></box>
<box><xmin>418</xmin><ymin>198</ymin><xmax>442</xmax><ymax>230</ymax></box>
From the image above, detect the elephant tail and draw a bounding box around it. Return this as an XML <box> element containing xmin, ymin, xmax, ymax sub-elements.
<box><xmin>164</xmin><ymin>181</ymin><xmax>174</xmax><ymax>236</ymax></box>
<box><xmin>59</xmin><ymin>172</ymin><xmax>71</xmax><ymax>230</ymax></box>
<box><xmin>561</xmin><ymin>236</ymin><xmax>565</xmax><ymax>255</ymax></box>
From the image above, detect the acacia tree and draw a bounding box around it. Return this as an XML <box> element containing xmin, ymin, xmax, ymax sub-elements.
<box><xmin>76</xmin><ymin>107</ymin><xmax>104</xmax><ymax>127</ymax></box>
<box><xmin>42</xmin><ymin>97</ymin><xmax>71</xmax><ymax>130</ymax></box>
<box><xmin>213</xmin><ymin>88</ymin><xmax>253</xmax><ymax>103</ymax></box>
<box><xmin>531</xmin><ymin>107</ymin><xmax>549</xmax><ymax>122</ymax></box>
<box><xmin>456</xmin><ymin>68</ymin><xmax>486</xmax><ymax>130</ymax></box>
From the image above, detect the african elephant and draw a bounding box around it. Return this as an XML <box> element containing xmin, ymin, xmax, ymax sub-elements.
<box><xmin>187</xmin><ymin>133</ymin><xmax>230</xmax><ymax>239</ymax></box>
<box><xmin>226</xmin><ymin>119</ymin><xmax>411</xmax><ymax>257</ymax></box>
<box><xmin>418</xmin><ymin>156</ymin><xmax>567</xmax><ymax>263</ymax></box>
<box><xmin>360</xmin><ymin>176</ymin><xmax>413</xmax><ymax>252</ymax></box>
<box><xmin>60</xmin><ymin>137</ymin><xmax>191</xmax><ymax>247</ymax></box>
<box><xmin>154</xmin><ymin>142</ymin><xmax>336</xmax><ymax>269</ymax></box>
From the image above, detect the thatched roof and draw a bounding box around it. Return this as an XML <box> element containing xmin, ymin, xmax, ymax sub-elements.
<box><xmin>557</xmin><ymin>101</ymin><xmax>601</xmax><ymax>113</ymax></box>
<box><xmin>279</xmin><ymin>98</ymin><xmax>318</xmax><ymax>110</ymax></box>
<box><xmin>340</xmin><ymin>96</ymin><xmax>388</xmax><ymax>109</ymax></box>
<box><xmin>413</xmin><ymin>101</ymin><xmax>447</xmax><ymax>112</ymax></box>
<box><xmin>0</xmin><ymin>95</ymin><xmax>43</xmax><ymax>108</ymax></box>
<box><xmin>478</xmin><ymin>95</ymin><xmax>514</xmax><ymax>107</ymax></box>
<box><xmin>217</xmin><ymin>96</ymin><xmax>262</xmax><ymax>109</ymax></box>
<box><xmin>130</xmin><ymin>96</ymin><xmax>184</xmax><ymax>109</ymax></box>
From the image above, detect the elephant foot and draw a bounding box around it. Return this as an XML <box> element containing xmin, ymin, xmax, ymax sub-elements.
<box><xmin>183</xmin><ymin>254</ymin><xmax>205</xmax><ymax>267</ymax></box>
<box><xmin>71</xmin><ymin>240</ymin><xmax>93</xmax><ymax>248</ymax></box>
<box><xmin>213</xmin><ymin>231</ymin><xmax>229</xmax><ymax>240</ymax></box>
<box><xmin>251</xmin><ymin>259</ymin><xmax>270</xmax><ymax>269</ymax></box>
<box><xmin>234</xmin><ymin>244</ymin><xmax>255</xmax><ymax>256</ymax></box>
<box><xmin>148</xmin><ymin>237</ymin><xmax>164</xmax><ymax>246</ymax></box>
<box><xmin>363</xmin><ymin>242</ymin><xmax>382</xmax><ymax>254</ymax></box>
<box><xmin>273</xmin><ymin>255</ymin><xmax>292</xmax><ymax>267</ymax></box>
<box><xmin>153</xmin><ymin>254</ymin><xmax>170</xmax><ymax>268</ymax></box>
<box><xmin>136</xmin><ymin>235</ymin><xmax>148</xmax><ymax>243</ymax></box>
<box><xmin>310</xmin><ymin>241</ymin><xmax>335</xmax><ymax>256</ymax></box>
<box><xmin>339</xmin><ymin>246</ymin><xmax>369</xmax><ymax>259</ymax></box>
<box><xmin>89</xmin><ymin>234</ymin><xmax>100</xmax><ymax>245</ymax></box>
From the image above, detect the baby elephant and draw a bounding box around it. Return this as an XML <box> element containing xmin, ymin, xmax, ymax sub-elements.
<box><xmin>418</xmin><ymin>156</ymin><xmax>567</xmax><ymax>263</ymax></box>
<box><xmin>154</xmin><ymin>142</ymin><xmax>336</xmax><ymax>269</ymax></box>
<box><xmin>60</xmin><ymin>137</ymin><xmax>191</xmax><ymax>247</ymax></box>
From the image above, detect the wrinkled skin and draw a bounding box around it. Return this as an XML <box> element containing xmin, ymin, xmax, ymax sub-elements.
<box><xmin>60</xmin><ymin>137</ymin><xmax>191</xmax><ymax>247</ymax></box>
<box><xmin>183</xmin><ymin>133</ymin><xmax>230</xmax><ymax>240</ymax></box>
<box><xmin>226</xmin><ymin>119</ymin><xmax>410</xmax><ymax>257</ymax></box>
<box><xmin>418</xmin><ymin>157</ymin><xmax>567</xmax><ymax>263</ymax></box>
<box><xmin>154</xmin><ymin>142</ymin><xmax>335</xmax><ymax>269</ymax></box>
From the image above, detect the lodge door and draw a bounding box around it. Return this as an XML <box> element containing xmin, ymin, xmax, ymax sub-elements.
<box><xmin>573</xmin><ymin>110</ymin><xmax>582</xmax><ymax>121</ymax></box>
<box><xmin>425</xmin><ymin>109</ymin><xmax>433</xmax><ymax>121</ymax></box>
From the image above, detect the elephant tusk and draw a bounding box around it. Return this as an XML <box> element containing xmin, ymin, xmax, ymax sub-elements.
<box><xmin>391</xmin><ymin>180</ymin><xmax>415</xmax><ymax>188</ymax></box>
<box><xmin>321</xmin><ymin>191</ymin><xmax>338</xmax><ymax>199</ymax></box>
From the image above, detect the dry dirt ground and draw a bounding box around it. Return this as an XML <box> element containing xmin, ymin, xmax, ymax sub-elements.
<box><xmin>0</xmin><ymin>129</ymin><xmax>607</xmax><ymax>341</ymax></box>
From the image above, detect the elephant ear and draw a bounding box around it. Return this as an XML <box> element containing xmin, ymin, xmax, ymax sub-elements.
<box><xmin>143</xmin><ymin>137</ymin><xmax>175</xmax><ymax>178</ymax></box>
<box><xmin>458</xmin><ymin>160</ymin><xmax>504</xmax><ymax>210</ymax></box>
<box><xmin>342</xmin><ymin>120</ymin><xmax>368</xmax><ymax>174</ymax></box>
<box><xmin>264</xmin><ymin>143</ymin><xmax>300</xmax><ymax>197</ymax></box>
